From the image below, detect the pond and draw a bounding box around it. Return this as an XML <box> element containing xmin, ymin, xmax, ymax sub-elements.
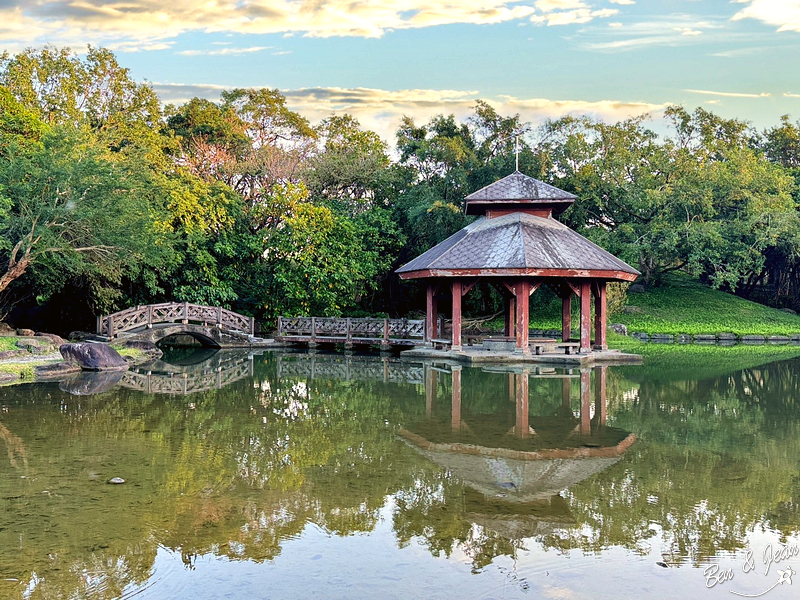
<box><xmin>1</xmin><ymin>349</ymin><xmax>799</xmax><ymax>599</ymax></box>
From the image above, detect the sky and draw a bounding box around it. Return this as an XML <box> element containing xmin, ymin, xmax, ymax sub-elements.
<box><xmin>2</xmin><ymin>0</ymin><xmax>800</xmax><ymax>145</ymax></box>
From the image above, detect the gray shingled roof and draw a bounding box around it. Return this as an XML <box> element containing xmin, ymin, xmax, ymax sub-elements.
<box><xmin>465</xmin><ymin>171</ymin><xmax>576</xmax><ymax>203</ymax></box>
<box><xmin>396</xmin><ymin>212</ymin><xmax>640</xmax><ymax>276</ymax></box>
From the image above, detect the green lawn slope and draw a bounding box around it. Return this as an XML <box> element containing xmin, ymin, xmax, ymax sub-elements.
<box><xmin>612</xmin><ymin>275</ymin><xmax>800</xmax><ymax>336</ymax></box>
<box><xmin>518</xmin><ymin>274</ymin><xmax>800</xmax><ymax>337</ymax></box>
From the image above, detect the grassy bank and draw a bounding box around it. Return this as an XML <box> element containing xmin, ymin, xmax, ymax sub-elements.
<box><xmin>612</xmin><ymin>276</ymin><xmax>800</xmax><ymax>336</ymax></box>
<box><xmin>519</xmin><ymin>274</ymin><xmax>800</xmax><ymax>337</ymax></box>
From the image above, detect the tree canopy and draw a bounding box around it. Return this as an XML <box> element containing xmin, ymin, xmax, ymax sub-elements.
<box><xmin>1</xmin><ymin>46</ymin><xmax>800</xmax><ymax>332</ymax></box>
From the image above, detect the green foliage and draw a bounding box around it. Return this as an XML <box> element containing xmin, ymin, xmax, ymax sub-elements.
<box><xmin>0</xmin><ymin>46</ymin><xmax>160</xmax><ymax>131</ymax></box>
<box><xmin>0</xmin><ymin>124</ymin><xmax>174</xmax><ymax>311</ymax></box>
<box><xmin>0</xmin><ymin>337</ymin><xmax>18</xmax><ymax>352</ymax></box>
<box><xmin>268</xmin><ymin>190</ymin><xmax>384</xmax><ymax>316</ymax></box>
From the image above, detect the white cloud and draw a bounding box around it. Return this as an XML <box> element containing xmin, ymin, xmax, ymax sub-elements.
<box><xmin>784</xmin><ymin>92</ymin><xmax>800</xmax><ymax>98</ymax></box>
<box><xmin>177</xmin><ymin>46</ymin><xmax>271</xmax><ymax>56</ymax></box>
<box><xmin>685</xmin><ymin>88</ymin><xmax>771</xmax><ymax>98</ymax></box>
<box><xmin>585</xmin><ymin>15</ymin><xmax>723</xmax><ymax>50</ymax></box>
<box><xmin>152</xmin><ymin>83</ymin><xmax>667</xmax><ymax>145</ymax></box>
<box><xmin>0</xmin><ymin>1</ymin><xmax>545</xmax><ymax>48</ymax></box>
<box><xmin>609</xmin><ymin>0</ymin><xmax>635</xmax><ymax>4</ymax></box>
<box><xmin>733</xmin><ymin>0</ymin><xmax>800</xmax><ymax>33</ymax></box>
<box><xmin>529</xmin><ymin>1</ymin><xmax>619</xmax><ymax>26</ymax></box>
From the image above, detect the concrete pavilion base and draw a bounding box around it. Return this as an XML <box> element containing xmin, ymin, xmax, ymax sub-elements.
<box><xmin>399</xmin><ymin>343</ymin><xmax>642</xmax><ymax>366</ymax></box>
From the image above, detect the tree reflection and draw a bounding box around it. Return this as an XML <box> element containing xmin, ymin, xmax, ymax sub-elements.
<box><xmin>1</xmin><ymin>353</ymin><xmax>800</xmax><ymax>597</ymax></box>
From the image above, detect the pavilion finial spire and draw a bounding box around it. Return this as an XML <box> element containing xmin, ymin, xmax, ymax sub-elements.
<box><xmin>515</xmin><ymin>134</ymin><xmax>520</xmax><ymax>172</ymax></box>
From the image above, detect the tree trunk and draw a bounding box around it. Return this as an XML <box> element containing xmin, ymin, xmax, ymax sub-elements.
<box><xmin>0</xmin><ymin>256</ymin><xmax>31</xmax><ymax>295</ymax></box>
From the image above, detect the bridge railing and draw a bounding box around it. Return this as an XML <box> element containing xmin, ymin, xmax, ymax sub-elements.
<box><xmin>98</xmin><ymin>302</ymin><xmax>254</xmax><ymax>338</ymax></box>
<box><xmin>277</xmin><ymin>316</ymin><xmax>424</xmax><ymax>345</ymax></box>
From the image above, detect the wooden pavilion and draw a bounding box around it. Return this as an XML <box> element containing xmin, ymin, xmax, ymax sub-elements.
<box><xmin>396</xmin><ymin>172</ymin><xmax>640</xmax><ymax>354</ymax></box>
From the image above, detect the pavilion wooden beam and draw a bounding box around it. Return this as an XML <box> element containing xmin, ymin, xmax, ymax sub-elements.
<box><xmin>579</xmin><ymin>280</ymin><xmax>592</xmax><ymax>353</ymax></box>
<box><xmin>505</xmin><ymin>295</ymin><xmax>516</xmax><ymax>337</ymax></box>
<box><xmin>461</xmin><ymin>278</ymin><xmax>480</xmax><ymax>296</ymax></box>
<box><xmin>562</xmin><ymin>293</ymin><xmax>572</xmax><ymax>342</ymax></box>
<box><xmin>425</xmin><ymin>281</ymin><xmax>438</xmax><ymax>342</ymax></box>
<box><xmin>451</xmin><ymin>279</ymin><xmax>462</xmax><ymax>351</ymax></box>
<box><xmin>515</xmin><ymin>279</ymin><xmax>531</xmax><ymax>354</ymax></box>
<box><xmin>593</xmin><ymin>280</ymin><xmax>608</xmax><ymax>350</ymax></box>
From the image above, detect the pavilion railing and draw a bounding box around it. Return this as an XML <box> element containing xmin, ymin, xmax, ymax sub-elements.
<box><xmin>97</xmin><ymin>302</ymin><xmax>255</xmax><ymax>338</ymax></box>
<box><xmin>277</xmin><ymin>316</ymin><xmax>425</xmax><ymax>345</ymax></box>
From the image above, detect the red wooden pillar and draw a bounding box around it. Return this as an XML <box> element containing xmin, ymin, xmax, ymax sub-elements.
<box><xmin>451</xmin><ymin>279</ymin><xmax>462</xmax><ymax>351</ymax></box>
<box><xmin>504</xmin><ymin>295</ymin><xmax>516</xmax><ymax>337</ymax></box>
<box><xmin>579</xmin><ymin>280</ymin><xmax>592</xmax><ymax>353</ymax></box>
<box><xmin>451</xmin><ymin>366</ymin><xmax>462</xmax><ymax>433</ymax></box>
<box><xmin>580</xmin><ymin>368</ymin><xmax>591</xmax><ymax>436</ymax></box>
<box><xmin>593</xmin><ymin>280</ymin><xmax>608</xmax><ymax>350</ymax></box>
<box><xmin>594</xmin><ymin>366</ymin><xmax>607</xmax><ymax>428</ymax></box>
<box><xmin>426</xmin><ymin>281</ymin><xmax>438</xmax><ymax>342</ymax></box>
<box><xmin>562</xmin><ymin>292</ymin><xmax>572</xmax><ymax>342</ymax></box>
<box><xmin>514</xmin><ymin>370</ymin><xmax>530</xmax><ymax>438</ymax></box>
<box><xmin>515</xmin><ymin>280</ymin><xmax>530</xmax><ymax>353</ymax></box>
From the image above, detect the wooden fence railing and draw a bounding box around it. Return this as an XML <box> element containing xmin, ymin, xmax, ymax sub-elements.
<box><xmin>97</xmin><ymin>302</ymin><xmax>254</xmax><ymax>338</ymax></box>
<box><xmin>277</xmin><ymin>317</ymin><xmax>424</xmax><ymax>346</ymax></box>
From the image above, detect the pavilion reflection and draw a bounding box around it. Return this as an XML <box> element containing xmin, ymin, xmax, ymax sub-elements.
<box><xmin>403</xmin><ymin>364</ymin><xmax>634</xmax><ymax>529</ymax></box>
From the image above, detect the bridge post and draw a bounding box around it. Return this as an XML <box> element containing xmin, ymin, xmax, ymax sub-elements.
<box><xmin>182</xmin><ymin>302</ymin><xmax>189</xmax><ymax>325</ymax></box>
<box><xmin>217</xmin><ymin>307</ymin><xmax>222</xmax><ymax>328</ymax></box>
<box><xmin>249</xmin><ymin>317</ymin><xmax>254</xmax><ymax>336</ymax></box>
<box><xmin>277</xmin><ymin>317</ymin><xmax>283</xmax><ymax>338</ymax></box>
<box><xmin>96</xmin><ymin>316</ymin><xmax>101</xmax><ymax>335</ymax></box>
<box><xmin>109</xmin><ymin>316</ymin><xmax>114</xmax><ymax>338</ymax></box>
<box><xmin>345</xmin><ymin>317</ymin><xmax>352</xmax><ymax>350</ymax></box>
<box><xmin>311</xmin><ymin>317</ymin><xmax>317</xmax><ymax>343</ymax></box>
<box><xmin>147</xmin><ymin>306</ymin><xmax>153</xmax><ymax>329</ymax></box>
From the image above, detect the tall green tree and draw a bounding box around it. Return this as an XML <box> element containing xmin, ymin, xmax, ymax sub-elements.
<box><xmin>0</xmin><ymin>116</ymin><xmax>172</xmax><ymax>310</ymax></box>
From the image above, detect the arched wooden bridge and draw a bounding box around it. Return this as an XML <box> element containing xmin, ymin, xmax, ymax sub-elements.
<box><xmin>97</xmin><ymin>302</ymin><xmax>257</xmax><ymax>348</ymax></box>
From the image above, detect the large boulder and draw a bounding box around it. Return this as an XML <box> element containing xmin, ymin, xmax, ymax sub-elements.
<box><xmin>609</xmin><ymin>323</ymin><xmax>628</xmax><ymax>336</ymax></box>
<box><xmin>16</xmin><ymin>338</ymin><xmax>55</xmax><ymax>354</ymax></box>
<box><xmin>68</xmin><ymin>331</ymin><xmax>107</xmax><ymax>342</ymax></box>
<box><xmin>35</xmin><ymin>332</ymin><xmax>67</xmax><ymax>346</ymax></box>
<box><xmin>59</xmin><ymin>343</ymin><xmax>129</xmax><ymax>372</ymax></box>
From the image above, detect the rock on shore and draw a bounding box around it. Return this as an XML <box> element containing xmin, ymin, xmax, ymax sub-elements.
<box><xmin>59</xmin><ymin>343</ymin><xmax>129</xmax><ymax>372</ymax></box>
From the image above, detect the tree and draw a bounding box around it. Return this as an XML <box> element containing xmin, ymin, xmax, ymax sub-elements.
<box><xmin>304</xmin><ymin>114</ymin><xmax>390</xmax><ymax>214</ymax></box>
<box><xmin>0</xmin><ymin>46</ymin><xmax>160</xmax><ymax>131</ymax></box>
<box><xmin>0</xmin><ymin>118</ymin><xmax>172</xmax><ymax>310</ymax></box>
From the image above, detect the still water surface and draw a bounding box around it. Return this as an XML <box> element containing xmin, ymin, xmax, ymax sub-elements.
<box><xmin>1</xmin><ymin>349</ymin><xmax>799</xmax><ymax>599</ymax></box>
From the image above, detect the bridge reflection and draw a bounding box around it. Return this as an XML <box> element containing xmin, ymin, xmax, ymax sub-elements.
<box><xmin>59</xmin><ymin>350</ymin><xmax>257</xmax><ymax>396</ymax></box>
<box><xmin>120</xmin><ymin>351</ymin><xmax>254</xmax><ymax>395</ymax></box>
<box><xmin>276</xmin><ymin>353</ymin><xmax>426</xmax><ymax>384</ymax></box>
